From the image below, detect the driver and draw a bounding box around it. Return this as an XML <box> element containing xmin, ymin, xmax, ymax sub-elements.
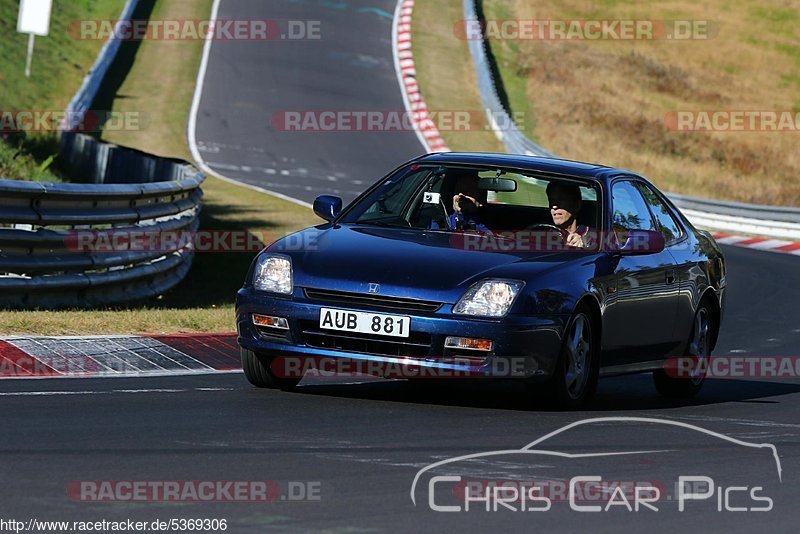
<box><xmin>431</xmin><ymin>172</ymin><xmax>490</xmax><ymax>232</ymax></box>
<box><xmin>546</xmin><ymin>181</ymin><xmax>594</xmax><ymax>249</ymax></box>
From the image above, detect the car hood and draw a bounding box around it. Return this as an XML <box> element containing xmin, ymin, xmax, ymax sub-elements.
<box><xmin>269</xmin><ymin>224</ymin><xmax>590</xmax><ymax>303</ymax></box>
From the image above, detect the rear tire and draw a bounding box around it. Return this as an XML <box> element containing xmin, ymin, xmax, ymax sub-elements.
<box><xmin>241</xmin><ymin>347</ymin><xmax>301</xmax><ymax>390</ymax></box>
<box><xmin>653</xmin><ymin>301</ymin><xmax>715</xmax><ymax>399</ymax></box>
<box><xmin>532</xmin><ymin>305</ymin><xmax>599</xmax><ymax>409</ymax></box>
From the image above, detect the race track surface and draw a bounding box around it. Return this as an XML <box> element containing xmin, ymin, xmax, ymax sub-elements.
<box><xmin>3</xmin><ymin>234</ymin><xmax>799</xmax><ymax>531</ymax></box>
<box><xmin>192</xmin><ymin>0</ymin><xmax>423</xmax><ymax>204</ymax></box>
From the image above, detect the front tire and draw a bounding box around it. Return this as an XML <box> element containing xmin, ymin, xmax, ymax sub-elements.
<box><xmin>653</xmin><ymin>301</ymin><xmax>715</xmax><ymax>399</ymax></box>
<box><xmin>241</xmin><ymin>347</ymin><xmax>301</xmax><ymax>390</ymax></box>
<box><xmin>533</xmin><ymin>305</ymin><xmax>599</xmax><ymax>409</ymax></box>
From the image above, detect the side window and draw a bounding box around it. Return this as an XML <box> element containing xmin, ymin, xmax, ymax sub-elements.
<box><xmin>637</xmin><ymin>184</ymin><xmax>683</xmax><ymax>243</ymax></box>
<box><xmin>611</xmin><ymin>180</ymin><xmax>657</xmax><ymax>244</ymax></box>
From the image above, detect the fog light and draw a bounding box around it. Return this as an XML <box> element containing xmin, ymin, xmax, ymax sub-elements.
<box><xmin>252</xmin><ymin>314</ymin><xmax>289</xmax><ymax>329</ymax></box>
<box><xmin>444</xmin><ymin>336</ymin><xmax>493</xmax><ymax>351</ymax></box>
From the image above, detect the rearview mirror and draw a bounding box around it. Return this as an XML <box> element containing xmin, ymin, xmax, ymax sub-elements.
<box><xmin>616</xmin><ymin>230</ymin><xmax>665</xmax><ymax>255</ymax></box>
<box><xmin>313</xmin><ymin>195</ymin><xmax>342</xmax><ymax>222</ymax></box>
<box><xmin>478</xmin><ymin>177</ymin><xmax>517</xmax><ymax>192</ymax></box>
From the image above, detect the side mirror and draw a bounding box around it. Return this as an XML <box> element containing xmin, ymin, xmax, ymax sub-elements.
<box><xmin>616</xmin><ymin>229</ymin><xmax>665</xmax><ymax>255</ymax></box>
<box><xmin>313</xmin><ymin>195</ymin><xmax>342</xmax><ymax>222</ymax></box>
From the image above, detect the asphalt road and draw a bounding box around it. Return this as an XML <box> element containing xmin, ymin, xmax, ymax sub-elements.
<box><xmin>192</xmin><ymin>0</ymin><xmax>423</xmax><ymax>204</ymax></box>
<box><xmin>2</xmin><ymin>247</ymin><xmax>799</xmax><ymax>532</ymax></box>
<box><xmin>3</xmin><ymin>0</ymin><xmax>800</xmax><ymax>531</ymax></box>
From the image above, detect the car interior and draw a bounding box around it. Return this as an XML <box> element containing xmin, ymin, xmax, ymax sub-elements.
<box><xmin>408</xmin><ymin>168</ymin><xmax>599</xmax><ymax>233</ymax></box>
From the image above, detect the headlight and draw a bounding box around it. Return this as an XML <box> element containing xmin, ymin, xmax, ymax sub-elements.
<box><xmin>453</xmin><ymin>279</ymin><xmax>524</xmax><ymax>317</ymax></box>
<box><xmin>253</xmin><ymin>254</ymin><xmax>293</xmax><ymax>294</ymax></box>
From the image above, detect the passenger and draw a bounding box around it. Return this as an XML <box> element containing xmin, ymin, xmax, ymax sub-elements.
<box><xmin>546</xmin><ymin>182</ymin><xmax>595</xmax><ymax>248</ymax></box>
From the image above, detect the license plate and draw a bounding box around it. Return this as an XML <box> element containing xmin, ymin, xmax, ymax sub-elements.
<box><xmin>319</xmin><ymin>308</ymin><xmax>411</xmax><ymax>338</ymax></box>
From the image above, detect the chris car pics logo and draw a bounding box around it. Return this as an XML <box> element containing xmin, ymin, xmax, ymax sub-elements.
<box><xmin>410</xmin><ymin>417</ymin><xmax>781</xmax><ymax>513</ymax></box>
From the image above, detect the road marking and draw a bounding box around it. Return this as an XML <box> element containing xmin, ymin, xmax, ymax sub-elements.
<box><xmin>357</xmin><ymin>7</ymin><xmax>393</xmax><ymax>19</ymax></box>
<box><xmin>0</xmin><ymin>388</ymin><xmax>235</xmax><ymax>397</ymax></box>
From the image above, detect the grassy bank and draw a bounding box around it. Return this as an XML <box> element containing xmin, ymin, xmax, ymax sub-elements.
<box><xmin>415</xmin><ymin>0</ymin><xmax>800</xmax><ymax>206</ymax></box>
<box><xmin>0</xmin><ymin>0</ymin><xmax>124</xmax><ymax>180</ymax></box>
<box><xmin>100</xmin><ymin>0</ymin><xmax>212</xmax><ymax>159</ymax></box>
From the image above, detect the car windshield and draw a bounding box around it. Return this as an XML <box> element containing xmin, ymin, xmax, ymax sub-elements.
<box><xmin>340</xmin><ymin>164</ymin><xmax>601</xmax><ymax>241</ymax></box>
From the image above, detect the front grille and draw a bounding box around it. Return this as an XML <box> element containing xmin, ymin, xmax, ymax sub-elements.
<box><xmin>299</xmin><ymin>320</ymin><xmax>433</xmax><ymax>359</ymax></box>
<box><xmin>303</xmin><ymin>287</ymin><xmax>442</xmax><ymax>313</ymax></box>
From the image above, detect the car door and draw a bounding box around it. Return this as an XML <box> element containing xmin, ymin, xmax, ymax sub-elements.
<box><xmin>635</xmin><ymin>181</ymin><xmax>699</xmax><ymax>352</ymax></box>
<box><xmin>601</xmin><ymin>179</ymin><xmax>681</xmax><ymax>365</ymax></box>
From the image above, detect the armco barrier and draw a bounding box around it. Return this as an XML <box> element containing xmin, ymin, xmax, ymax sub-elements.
<box><xmin>462</xmin><ymin>0</ymin><xmax>800</xmax><ymax>238</ymax></box>
<box><xmin>462</xmin><ymin>0</ymin><xmax>554</xmax><ymax>158</ymax></box>
<box><xmin>0</xmin><ymin>0</ymin><xmax>204</xmax><ymax>309</ymax></box>
<box><xmin>60</xmin><ymin>131</ymin><xmax>194</xmax><ymax>184</ymax></box>
<box><xmin>668</xmin><ymin>193</ymin><xmax>800</xmax><ymax>240</ymax></box>
<box><xmin>0</xmin><ymin>138</ymin><xmax>204</xmax><ymax>308</ymax></box>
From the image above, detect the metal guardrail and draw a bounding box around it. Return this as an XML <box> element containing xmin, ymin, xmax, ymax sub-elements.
<box><xmin>667</xmin><ymin>193</ymin><xmax>800</xmax><ymax>239</ymax></box>
<box><xmin>0</xmin><ymin>165</ymin><xmax>204</xmax><ymax>308</ymax></box>
<box><xmin>666</xmin><ymin>193</ymin><xmax>800</xmax><ymax>224</ymax></box>
<box><xmin>0</xmin><ymin>0</ymin><xmax>206</xmax><ymax>309</ymax></box>
<box><xmin>463</xmin><ymin>0</ymin><xmax>800</xmax><ymax>239</ymax></box>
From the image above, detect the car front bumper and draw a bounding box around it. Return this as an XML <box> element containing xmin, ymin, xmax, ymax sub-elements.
<box><xmin>236</xmin><ymin>287</ymin><xmax>568</xmax><ymax>380</ymax></box>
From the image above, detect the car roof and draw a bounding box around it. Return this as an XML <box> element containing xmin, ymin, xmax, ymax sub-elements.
<box><xmin>414</xmin><ymin>152</ymin><xmax>636</xmax><ymax>183</ymax></box>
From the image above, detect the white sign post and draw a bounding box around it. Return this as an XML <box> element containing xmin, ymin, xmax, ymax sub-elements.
<box><xmin>17</xmin><ymin>0</ymin><xmax>53</xmax><ymax>77</ymax></box>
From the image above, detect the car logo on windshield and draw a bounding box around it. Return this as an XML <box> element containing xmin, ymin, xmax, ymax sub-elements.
<box><xmin>368</xmin><ymin>283</ymin><xmax>380</xmax><ymax>294</ymax></box>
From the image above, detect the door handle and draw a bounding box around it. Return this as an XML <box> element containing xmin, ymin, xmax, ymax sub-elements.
<box><xmin>665</xmin><ymin>270</ymin><xmax>676</xmax><ymax>285</ymax></box>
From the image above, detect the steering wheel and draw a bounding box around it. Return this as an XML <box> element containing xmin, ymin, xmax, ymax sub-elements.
<box><xmin>525</xmin><ymin>223</ymin><xmax>569</xmax><ymax>239</ymax></box>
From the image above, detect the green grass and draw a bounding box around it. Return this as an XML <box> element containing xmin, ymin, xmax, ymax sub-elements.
<box><xmin>101</xmin><ymin>0</ymin><xmax>212</xmax><ymax>158</ymax></box>
<box><xmin>0</xmin><ymin>136</ymin><xmax>60</xmax><ymax>182</ymax></box>
<box><xmin>0</xmin><ymin>0</ymin><xmax>125</xmax><ymax>180</ymax></box>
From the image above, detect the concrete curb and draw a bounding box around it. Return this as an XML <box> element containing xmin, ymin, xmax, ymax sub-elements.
<box><xmin>0</xmin><ymin>333</ymin><xmax>241</xmax><ymax>379</ymax></box>
<box><xmin>711</xmin><ymin>233</ymin><xmax>800</xmax><ymax>256</ymax></box>
<box><xmin>392</xmin><ymin>0</ymin><xmax>449</xmax><ymax>153</ymax></box>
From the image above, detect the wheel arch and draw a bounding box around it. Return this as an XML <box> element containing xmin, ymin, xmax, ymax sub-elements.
<box><xmin>575</xmin><ymin>293</ymin><xmax>603</xmax><ymax>359</ymax></box>
<box><xmin>698</xmin><ymin>287</ymin><xmax>721</xmax><ymax>351</ymax></box>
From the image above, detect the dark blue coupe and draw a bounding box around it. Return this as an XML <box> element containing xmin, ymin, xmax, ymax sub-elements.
<box><xmin>236</xmin><ymin>153</ymin><xmax>726</xmax><ymax>407</ymax></box>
